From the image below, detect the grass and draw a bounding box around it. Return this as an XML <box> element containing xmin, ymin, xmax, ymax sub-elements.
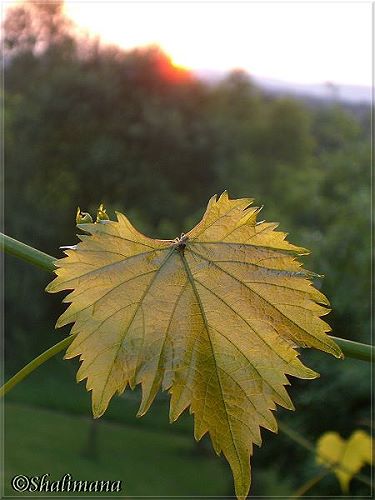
<box><xmin>5</xmin><ymin>338</ymin><xmax>370</xmax><ymax>498</ymax></box>
<box><xmin>3</xmin><ymin>402</ymin><xmax>231</xmax><ymax>497</ymax></box>
<box><xmin>4</xmin><ymin>355</ymin><xmax>194</xmax><ymax>434</ymax></box>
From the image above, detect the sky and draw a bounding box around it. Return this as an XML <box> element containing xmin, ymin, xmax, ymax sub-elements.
<box><xmin>6</xmin><ymin>1</ymin><xmax>373</xmax><ymax>86</ymax></box>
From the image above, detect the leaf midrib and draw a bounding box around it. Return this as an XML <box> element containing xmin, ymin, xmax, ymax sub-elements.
<box><xmin>178</xmin><ymin>250</ymin><xmax>244</xmax><ymax>480</ymax></box>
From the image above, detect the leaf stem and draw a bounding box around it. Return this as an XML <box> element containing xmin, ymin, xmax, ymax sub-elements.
<box><xmin>0</xmin><ymin>336</ymin><xmax>73</xmax><ymax>397</ymax></box>
<box><xmin>1</xmin><ymin>233</ymin><xmax>374</xmax><ymax>363</ymax></box>
<box><xmin>330</xmin><ymin>336</ymin><xmax>374</xmax><ymax>363</ymax></box>
<box><xmin>1</xmin><ymin>232</ymin><xmax>56</xmax><ymax>272</ymax></box>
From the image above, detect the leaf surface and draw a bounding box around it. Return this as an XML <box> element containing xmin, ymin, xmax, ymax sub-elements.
<box><xmin>316</xmin><ymin>430</ymin><xmax>373</xmax><ymax>492</ymax></box>
<box><xmin>47</xmin><ymin>193</ymin><xmax>342</xmax><ymax>499</ymax></box>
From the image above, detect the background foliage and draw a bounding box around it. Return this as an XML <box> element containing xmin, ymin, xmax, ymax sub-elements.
<box><xmin>3</xmin><ymin>1</ymin><xmax>371</xmax><ymax>497</ymax></box>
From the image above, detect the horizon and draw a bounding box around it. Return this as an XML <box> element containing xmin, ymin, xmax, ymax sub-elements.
<box><xmin>4</xmin><ymin>1</ymin><xmax>372</xmax><ymax>88</ymax></box>
<box><xmin>63</xmin><ymin>1</ymin><xmax>371</xmax><ymax>87</ymax></box>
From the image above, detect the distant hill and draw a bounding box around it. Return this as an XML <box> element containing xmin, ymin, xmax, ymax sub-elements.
<box><xmin>195</xmin><ymin>69</ymin><xmax>371</xmax><ymax>104</ymax></box>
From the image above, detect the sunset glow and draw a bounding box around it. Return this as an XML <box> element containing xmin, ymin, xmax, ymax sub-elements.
<box><xmin>6</xmin><ymin>1</ymin><xmax>372</xmax><ymax>86</ymax></box>
<box><xmin>63</xmin><ymin>1</ymin><xmax>371</xmax><ymax>86</ymax></box>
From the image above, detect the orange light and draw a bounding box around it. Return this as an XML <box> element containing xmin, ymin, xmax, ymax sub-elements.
<box><xmin>153</xmin><ymin>50</ymin><xmax>191</xmax><ymax>83</ymax></box>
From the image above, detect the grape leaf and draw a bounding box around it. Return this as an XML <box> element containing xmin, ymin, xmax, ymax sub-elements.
<box><xmin>46</xmin><ymin>192</ymin><xmax>342</xmax><ymax>499</ymax></box>
<box><xmin>316</xmin><ymin>430</ymin><xmax>373</xmax><ymax>492</ymax></box>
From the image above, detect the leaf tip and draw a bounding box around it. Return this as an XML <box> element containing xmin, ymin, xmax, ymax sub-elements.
<box><xmin>295</xmin><ymin>246</ymin><xmax>310</xmax><ymax>256</ymax></box>
<box><xmin>76</xmin><ymin>207</ymin><xmax>93</xmax><ymax>225</ymax></box>
<box><xmin>92</xmin><ymin>403</ymin><xmax>106</xmax><ymax>419</ymax></box>
<box><xmin>336</xmin><ymin>349</ymin><xmax>345</xmax><ymax>360</ymax></box>
<box><xmin>136</xmin><ymin>401</ymin><xmax>150</xmax><ymax>419</ymax></box>
<box><xmin>325</xmin><ymin>336</ymin><xmax>344</xmax><ymax>359</ymax></box>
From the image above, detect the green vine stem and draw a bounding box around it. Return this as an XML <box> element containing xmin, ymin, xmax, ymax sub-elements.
<box><xmin>331</xmin><ymin>336</ymin><xmax>374</xmax><ymax>363</ymax></box>
<box><xmin>1</xmin><ymin>233</ymin><xmax>56</xmax><ymax>272</ymax></box>
<box><xmin>0</xmin><ymin>335</ymin><xmax>73</xmax><ymax>397</ymax></box>
<box><xmin>0</xmin><ymin>229</ymin><xmax>374</xmax><ymax>400</ymax></box>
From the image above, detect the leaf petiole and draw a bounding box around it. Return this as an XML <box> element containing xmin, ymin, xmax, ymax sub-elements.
<box><xmin>0</xmin><ymin>336</ymin><xmax>73</xmax><ymax>397</ymax></box>
<box><xmin>330</xmin><ymin>336</ymin><xmax>374</xmax><ymax>363</ymax></box>
<box><xmin>1</xmin><ymin>232</ymin><xmax>374</xmax><ymax>363</ymax></box>
<box><xmin>1</xmin><ymin>232</ymin><xmax>56</xmax><ymax>272</ymax></box>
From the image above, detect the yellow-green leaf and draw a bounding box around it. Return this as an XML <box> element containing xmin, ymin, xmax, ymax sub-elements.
<box><xmin>46</xmin><ymin>192</ymin><xmax>342</xmax><ymax>499</ymax></box>
<box><xmin>316</xmin><ymin>430</ymin><xmax>373</xmax><ymax>493</ymax></box>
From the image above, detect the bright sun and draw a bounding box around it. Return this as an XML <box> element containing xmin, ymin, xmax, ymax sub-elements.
<box><xmin>63</xmin><ymin>2</ymin><xmax>248</xmax><ymax>73</ymax></box>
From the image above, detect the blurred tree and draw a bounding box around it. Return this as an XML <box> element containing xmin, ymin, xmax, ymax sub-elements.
<box><xmin>3</xmin><ymin>0</ymin><xmax>73</xmax><ymax>57</ymax></box>
<box><xmin>2</xmin><ymin>2</ymin><xmax>371</xmax><ymax>496</ymax></box>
